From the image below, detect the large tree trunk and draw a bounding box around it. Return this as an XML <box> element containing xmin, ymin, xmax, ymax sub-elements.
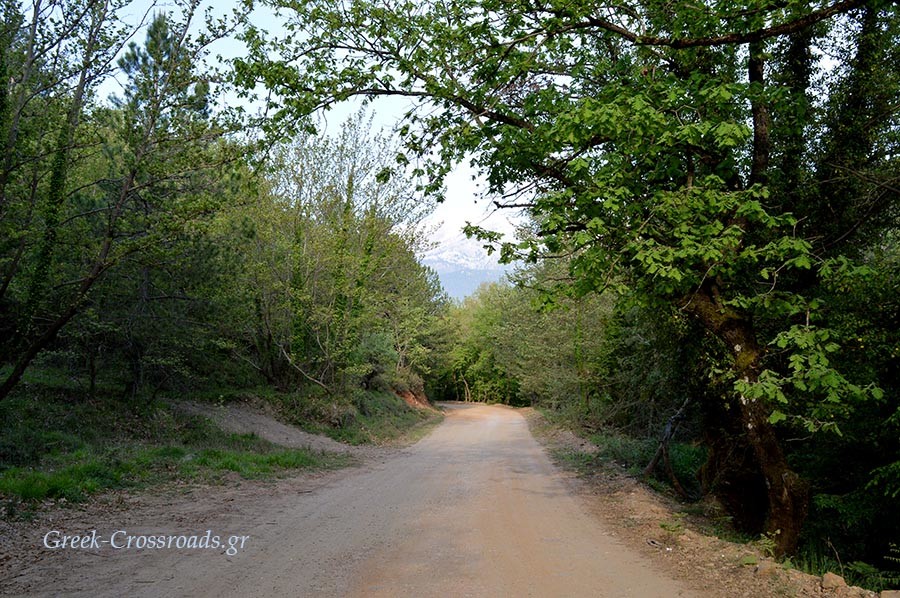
<box><xmin>687</xmin><ymin>286</ymin><xmax>809</xmax><ymax>556</ymax></box>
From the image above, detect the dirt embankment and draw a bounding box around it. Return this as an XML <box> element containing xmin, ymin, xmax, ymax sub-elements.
<box><xmin>175</xmin><ymin>400</ymin><xmax>359</xmax><ymax>454</ymax></box>
<box><xmin>395</xmin><ymin>389</ymin><xmax>435</xmax><ymax>411</ymax></box>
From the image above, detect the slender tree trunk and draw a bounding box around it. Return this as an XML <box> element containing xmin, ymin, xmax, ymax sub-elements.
<box><xmin>0</xmin><ymin>257</ymin><xmax>113</xmax><ymax>399</ymax></box>
<box><xmin>679</xmin><ymin>41</ymin><xmax>809</xmax><ymax>557</ymax></box>
<box><xmin>87</xmin><ymin>349</ymin><xmax>97</xmax><ymax>396</ymax></box>
<box><xmin>748</xmin><ymin>41</ymin><xmax>770</xmax><ymax>187</ymax></box>
<box><xmin>22</xmin><ymin>1</ymin><xmax>108</xmax><ymax>318</ymax></box>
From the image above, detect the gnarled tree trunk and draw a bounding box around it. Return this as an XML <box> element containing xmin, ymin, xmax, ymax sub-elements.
<box><xmin>686</xmin><ymin>286</ymin><xmax>809</xmax><ymax>556</ymax></box>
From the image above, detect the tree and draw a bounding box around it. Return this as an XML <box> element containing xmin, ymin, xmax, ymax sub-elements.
<box><xmin>220</xmin><ymin>113</ymin><xmax>446</xmax><ymax>398</ymax></box>
<box><xmin>0</xmin><ymin>0</ymin><xmax>130</xmax><ymax>395</ymax></box>
<box><xmin>238</xmin><ymin>0</ymin><xmax>899</xmax><ymax>554</ymax></box>
<box><xmin>0</xmin><ymin>3</ymin><xmax>242</xmax><ymax>400</ymax></box>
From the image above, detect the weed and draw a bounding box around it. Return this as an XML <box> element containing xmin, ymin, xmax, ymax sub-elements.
<box><xmin>756</xmin><ymin>530</ymin><xmax>781</xmax><ymax>558</ymax></box>
<box><xmin>792</xmin><ymin>541</ymin><xmax>900</xmax><ymax>592</ymax></box>
<box><xmin>551</xmin><ymin>449</ymin><xmax>597</xmax><ymax>476</ymax></box>
<box><xmin>660</xmin><ymin>514</ymin><xmax>686</xmax><ymax>535</ymax></box>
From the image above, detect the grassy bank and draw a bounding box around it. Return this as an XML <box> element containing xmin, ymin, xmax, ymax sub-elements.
<box><xmin>1</xmin><ymin>363</ymin><xmax>441</xmax><ymax>512</ymax></box>
<box><xmin>276</xmin><ymin>389</ymin><xmax>442</xmax><ymax>445</ymax></box>
<box><xmin>536</xmin><ymin>406</ymin><xmax>705</xmax><ymax>497</ymax></box>
<box><xmin>197</xmin><ymin>385</ymin><xmax>442</xmax><ymax>446</ymax></box>
<box><xmin>0</xmin><ymin>369</ymin><xmax>349</xmax><ymax>511</ymax></box>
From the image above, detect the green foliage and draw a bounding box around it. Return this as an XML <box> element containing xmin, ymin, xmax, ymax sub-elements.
<box><xmin>228</xmin><ymin>386</ymin><xmax>440</xmax><ymax>446</ymax></box>
<box><xmin>793</xmin><ymin>544</ymin><xmax>900</xmax><ymax>593</ymax></box>
<box><xmin>333</xmin><ymin>390</ymin><xmax>439</xmax><ymax>445</ymax></box>
<box><xmin>591</xmin><ymin>430</ymin><xmax>705</xmax><ymax>490</ymax></box>
<box><xmin>0</xmin><ymin>441</ymin><xmax>334</xmax><ymax>504</ymax></box>
<box><xmin>736</xmin><ymin>325</ymin><xmax>882</xmax><ymax>434</ymax></box>
<box><xmin>541</xmin><ymin>405</ymin><xmax>705</xmax><ymax>497</ymax></box>
<box><xmin>0</xmin><ymin>4</ymin><xmax>246</xmax><ymax>399</ymax></box>
<box><xmin>660</xmin><ymin>514</ymin><xmax>686</xmax><ymax>536</ymax></box>
<box><xmin>0</xmin><ymin>0</ymin><xmax>896</xmax><ymax>584</ymax></box>
<box><xmin>239</xmin><ymin>0</ymin><xmax>900</xmax><ymax>558</ymax></box>
<box><xmin>756</xmin><ymin>531</ymin><xmax>781</xmax><ymax>559</ymax></box>
<box><xmin>215</xmin><ymin>112</ymin><xmax>447</xmax><ymax>400</ymax></box>
<box><xmin>594</xmin><ymin>298</ymin><xmax>720</xmax><ymax>436</ymax></box>
<box><xmin>432</xmin><ymin>265</ymin><xmax>612</xmax><ymax>407</ymax></box>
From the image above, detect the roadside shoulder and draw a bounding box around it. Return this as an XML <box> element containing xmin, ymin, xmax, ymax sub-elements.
<box><xmin>522</xmin><ymin>407</ymin><xmax>874</xmax><ymax>598</ymax></box>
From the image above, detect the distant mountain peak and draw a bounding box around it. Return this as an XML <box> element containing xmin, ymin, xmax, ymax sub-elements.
<box><xmin>421</xmin><ymin>235</ymin><xmax>510</xmax><ymax>299</ymax></box>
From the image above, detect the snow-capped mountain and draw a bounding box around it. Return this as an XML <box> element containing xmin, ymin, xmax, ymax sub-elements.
<box><xmin>421</xmin><ymin>235</ymin><xmax>511</xmax><ymax>300</ymax></box>
<box><xmin>424</xmin><ymin>246</ymin><xmax>500</xmax><ymax>272</ymax></box>
<box><xmin>419</xmin><ymin>178</ymin><xmax>523</xmax><ymax>299</ymax></box>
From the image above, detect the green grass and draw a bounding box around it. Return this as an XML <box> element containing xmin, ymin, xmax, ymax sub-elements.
<box><xmin>1</xmin><ymin>364</ymin><xmax>439</xmax><ymax>511</ymax></box>
<box><xmin>551</xmin><ymin>449</ymin><xmax>598</xmax><ymax>476</ymax></box>
<box><xmin>789</xmin><ymin>543</ymin><xmax>900</xmax><ymax>592</ymax></box>
<box><xmin>329</xmin><ymin>390</ymin><xmax>441</xmax><ymax>445</ymax></box>
<box><xmin>536</xmin><ymin>406</ymin><xmax>705</xmax><ymax>496</ymax></box>
<box><xmin>0</xmin><ymin>378</ymin><xmax>348</xmax><ymax>508</ymax></box>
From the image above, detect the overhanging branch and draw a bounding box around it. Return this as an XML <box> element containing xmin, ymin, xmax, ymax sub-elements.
<box><xmin>580</xmin><ymin>0</ymin><xmax>865</xmax><ymax>48</ymax></box>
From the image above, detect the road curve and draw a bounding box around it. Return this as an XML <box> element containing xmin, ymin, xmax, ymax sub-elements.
<box><xmin>12</xmin><ymin>403</ymin><xmax>700</xmax><ymax>597</ymax></box>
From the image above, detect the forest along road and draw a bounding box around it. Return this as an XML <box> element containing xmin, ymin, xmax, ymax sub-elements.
<box><xmin>16</xmin><ymin>403</ymin><xmax>701</xmax><ymax>597</ymax></box>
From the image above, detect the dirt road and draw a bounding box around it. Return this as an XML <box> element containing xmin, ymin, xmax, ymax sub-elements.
<box><xmin>5</xmin><ymin>403</ymin><xmax>701</xmax><ymax>597</ymax></box>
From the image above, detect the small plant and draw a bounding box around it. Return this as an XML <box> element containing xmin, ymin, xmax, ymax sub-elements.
<box><xmin>660</xmin><ymin>513</ymin><xmax>686</xmax><ymax>535</ymax></box>
<box><xmin>888</xmin><ymin>543</ymin><xmax>900</xmax><ymax>566</ymax></box>
<box><xmin>551</xmin><ymin>449</ymin><xmax>597</xmax><ymax>476</ymax></box>
<box><xmin>757</xmin><ymin>529</ymin><xmax>781</xmax><ymax>558</ymax></box>
<box><xmin>841</xmin><ymin>559</ymin><xmax>900</xmax><ymax>592</ymax></box>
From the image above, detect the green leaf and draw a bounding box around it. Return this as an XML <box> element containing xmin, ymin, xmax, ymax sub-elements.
<box><xmin>768</xmin><ymin>410</ymin><xmax>787</xmax><ymax>424</ymax></box>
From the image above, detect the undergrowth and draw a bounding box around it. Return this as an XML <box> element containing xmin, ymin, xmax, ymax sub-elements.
<box><xmin>538</xmin><ymin>405</ymin><xmax>705</xmax><ymax>497</ymax></box>
<box><xmin>217</xmin><ymin>385</ymin><xmax>441</xmax><ymax>445</ymax></box>
<box><xmin>0</xmin><ymin>368</ymin><xmax>349</xmax><ymax>512</ymax></box>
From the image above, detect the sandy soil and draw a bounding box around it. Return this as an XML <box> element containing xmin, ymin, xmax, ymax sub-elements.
<box><xmin>1</xmin><ymin>403</ymin><xmax>702</xmax><ymax>597</ymax></box>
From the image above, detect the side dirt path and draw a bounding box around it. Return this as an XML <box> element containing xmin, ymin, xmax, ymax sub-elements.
<box><xmin>521</xmin><ymin>407</ymin><xmax>879</xmax><ymax>598</ymax></box>
<box><xmin>175</xmin><ymin>400</ymin><xmax>361</xmax><ymax>455</ymax></box>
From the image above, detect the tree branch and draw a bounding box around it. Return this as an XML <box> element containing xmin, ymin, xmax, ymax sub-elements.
<box><xmin>580</xmin><ymin>0</ymin><xmax>865</xmax><ymax>48</ymax></box>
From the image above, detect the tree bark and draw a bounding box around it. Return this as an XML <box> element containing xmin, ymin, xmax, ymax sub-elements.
<box><xmin>679</xmin><ymin>40</ymin><xmax>809</xmax><ymax>558</ymax></box>
<box><xmin>748</xmin><ymin>41</ymin><xmax>770</xmax><ymax>187</ymax></box>
<box><xmin>685</xmin><ymin>286</ymin><xmax>809</xmax><ymax>556</ymax></box>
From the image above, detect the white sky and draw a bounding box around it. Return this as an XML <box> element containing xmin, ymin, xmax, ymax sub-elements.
<box><xmin>315</xmin><ymin>97</ymin><xmax>521</xmax><ymax>260</ymax></box>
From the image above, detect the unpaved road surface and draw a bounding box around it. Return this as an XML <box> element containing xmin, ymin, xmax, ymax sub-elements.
<box><xmin>3</xmin><ymin>403</ymin><xmax>701</xmax><ymax>597</ymax></box>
